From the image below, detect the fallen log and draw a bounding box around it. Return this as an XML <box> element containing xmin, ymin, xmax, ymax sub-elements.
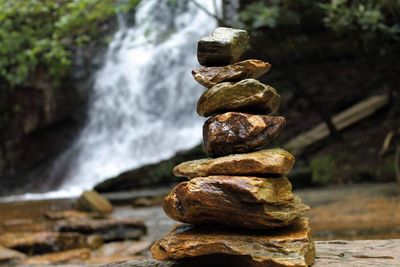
<box><xmin>285</xmin><ymin>95</ymin><xmax>389</xmax><ymax>154</ymax></box>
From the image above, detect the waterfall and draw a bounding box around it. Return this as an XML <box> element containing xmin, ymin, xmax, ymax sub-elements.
<box><xmin>4</xmin><ymin>0</ymin><xmax>220</xmax><ymax>201</ymax></box>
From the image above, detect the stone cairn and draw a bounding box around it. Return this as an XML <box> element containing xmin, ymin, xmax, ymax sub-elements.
<box><xmin>151</xmin><ymin>27</ymin><xmax>315</xmax><ymax>267</ymax></box>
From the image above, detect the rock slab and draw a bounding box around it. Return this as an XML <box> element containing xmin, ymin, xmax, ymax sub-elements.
<box><xmin>163</xmin><ymin>176</ymin><xmax>309</xmax><ymax>229</ymax></box>
<box><xmin>151</xmin><ymin>218</ymin><xmax>315</xmax><ymax>267</ymax></box>
<box><xmin>173</xmin><ymin>148</ymin><xmax>295</xmax><ymax>178</ymax></box>
<box><xmin>78</xmin><ymin>190</ymin><xmax>113</xmax><ymax>214</ymax></box>
<box><xmin>197</xmin><ymin>27</ymin><xmax>249</xmax><ymax>66</ymax></box>
<box><xmin>203</xmin><ymin>112</ymin><xmax>286</xmax><ymax>157</ymax></box>
<box><xmin>197</xmin><ymin>79</ymin><xmax>280</xmax><ymax>117</ymax></box>
<box><xmin>192</xmin><ymin>59</ymin><xmax>271</xmax><ymax>88</ymax></box>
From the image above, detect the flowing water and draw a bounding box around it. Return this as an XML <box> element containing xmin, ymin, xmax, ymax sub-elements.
<box><xmin>3</xmin><ymin>0</ymin><xmax>220</xmax><ymax>201</ymax></box>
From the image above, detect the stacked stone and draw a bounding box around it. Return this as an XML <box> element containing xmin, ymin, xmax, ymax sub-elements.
<box><xmin>151</xmin><ymin>28</ymin><xmax>315</xmax><ymax>267</ymax></box>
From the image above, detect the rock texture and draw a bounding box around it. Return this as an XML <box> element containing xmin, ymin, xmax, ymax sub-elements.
<box><xmin>197</xmin><ymin>79</ymin><xmax>280</xmax><ymax>117</ymax></box>
<box><xmin>23</xmin><ymin>248</ymin><xmax>91</xmax><ymax>265</ymax></box>
<box><xmin>197</xmin><ymin>27</ymin><xmax>249</xmax><ymax>66</ymax></box>
<box><xmin>203</xmin><ymin>112</ymin><xmax>286</xmax><ymax>157</ymax></box>
<box><xmin>163</xmin><ymin>176</ymin><xmax>309</xmax><ymax>229</ymax></box>
<box><xmin>0</xmin><ymin>245</ymin><xmax>25</xmax><ymax>265</ymax></box>
<box><xmin>0</xmin><ymin>232</ymin><xmax>102</xmax><ymax>254</ymax></box>
<box><xmin>173</xmin><ymin>148</ymin><xmax>295</xmax><ymax>178</ymax></box>
<box><xmin>151</xmin><ymin>218</ymin><xmax>315</xmax><ymax>267</ymax></box>
<box><xmin>57</xmin><ymin>218</ymin><xmax>146</xmax><ymax>241</ymax></box>
<box><xmin>192</xmin><ymin>59</ymin><xmax>271</xmax><ymax>88</ymax></box>
<box><xmin>78</xmin><ymin>190</ymin><xmax>113</xmax><ymax>214</ymax></box>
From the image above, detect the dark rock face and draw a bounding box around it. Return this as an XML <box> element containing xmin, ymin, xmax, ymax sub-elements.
<box><xmin>197</xmin><ymin>27</ymin><xmax>249</xmax><ymax>66</ymax></box>
<box><xmin>57</xmin><ymin>218</ymin><xmax>146</xmax><ymax>241</ymax></box>
<box><xmin>163</xmin><ymin>176</ymin><xmax>309</xmax><ymax>229</ymax></box>
<box><xmin>151</xmin><ymin>218</ymin><xmax>315</xmax><ymax>267</ymax></box>
<box><xmin>197</xmin><ymin>79</ymin><xmax>280</xmax><ymax>117</ymax></box>
<box><xmin>173</xmin><ymin>148</ymin><xmax>295</xmax><ymax>178</ymax></box>
<box><xmin>192</xmin><ymin>59</ymin><xmax>271</xmax><ymax>88</ymax></box>
<box><xmin>203</xmin><ymin>112</ymin><xmax>286</xmax><ymax>157</ymax></box>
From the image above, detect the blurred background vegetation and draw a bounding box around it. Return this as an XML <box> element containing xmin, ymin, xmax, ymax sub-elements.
<box><xmin>0</xmin><ymin>0</ymin><xmax>399</xmax><ymax>192</ymax></box>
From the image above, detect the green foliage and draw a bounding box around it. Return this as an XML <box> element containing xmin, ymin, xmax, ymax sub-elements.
<box><xmin>310</xmin><ymin>155</ymin><xmax>335</xmax><ymax>186</ymax></box>
<box><xmin>0</xmin><ymin>0</ymin><xmax>140</xmax><ymax>88</ymax></box>
<box><xmin>321</xmin><ymin>0</ymin><xmax>400</xmax><ymax>41</ymax></box>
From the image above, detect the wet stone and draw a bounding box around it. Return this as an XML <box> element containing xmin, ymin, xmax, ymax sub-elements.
<box><xmin>203</xmin><ymin>112</ymin><xmax>286</xmax><ymax>157</ymax></box>
<box><xmin>163</xmin><ymin>176</ymin><xmax>309</xmax><ymax>229</ymax></box>
<box><xmin>197</xmin><ymin>79</ymin><xmax>280</xmax><ymax>117</ymax></box>
<box><xmin>151</xmin><ymin>218</ymin><xmax>315</xmax><ymax>267</ymax></box>
<box><xmin>192</xmin><ymin>59</ymin><xmax>271</xmax><ymax>88</ymax></box>
<box><xmin>197</xmin><ymin>27</ymin><xmax>249</xmax><ymax>66</ymax></box>
<box><xmin>173</xmin><ymin>148</ymin><xmax>295</xmax><ymax>178</ymax></box>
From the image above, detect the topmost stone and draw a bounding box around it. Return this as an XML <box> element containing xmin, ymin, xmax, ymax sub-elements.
<box><xmin>197</xmin><ymin>27</ymin><xmax>249</xmax><ymax>66</ymax></box>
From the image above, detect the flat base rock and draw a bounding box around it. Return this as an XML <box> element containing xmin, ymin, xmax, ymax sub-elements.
<box><xmin>203</xmin><ymin>112</ymin><xmax>286</xmax><ymax>157</ymax></box>
<box><xmin>192</xmin><ymin>59</ymin><xmax>271</xmax><ymax>88</ymax></box>
<box><xmin>164</xmin><ymin>176</ymin><xmax>309</xmax><ymax>229</ymax></box>
<box><xmin>173</xmin><ymin>148</ymin><xmax>295</xmax><ymax>178</ymax></box>
<box><xmin>57</xmin><ymin>218</ymin><xmax>146</xmax><ymax>241</ymax></box>
<box><xmin>197</xmin><ymin>79</ymin><xmax>280</xmax><ymax>117</ymax></box>
<box><xmin>151</xmin><ymin>218</ymin><xmax>315</xmax><ymax>267</ymax></box>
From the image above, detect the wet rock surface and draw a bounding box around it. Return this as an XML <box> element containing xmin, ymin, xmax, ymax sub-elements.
<box><xmin>203</xmin><ymin>112</ymin><xmax>286</xmax><ymax>157</ymax></box>
<box><xmin>197</xmin><ymin>27</ymin><xmax>249</xmax><ymax>66</ymax></box>
<box><xmin>173</xmin><ymin>148</ymin><xmax>295</xmax><ymax>178</ymax></box>
<box><xmin>192</xmin><ymin>59</ymin><xmax>270</xmax><ymax>88</ymax></box>
<box><xmin>57</xmin><ymin>218</ymin><xmax>146</xmax><ymax>241</ymax></box>
<box><xmin>163</xmin><ymin>176</ymin><xmax>309</xmax><ymax>229</ymax></box>
<box><xmin>0</xmin><ymin>232</ymin><xmax>101</xmax><ymax>254</ymax></box>
<box><xmin>151</xmin><ymin>218</ymin><xmax>315</xmax><ymax>267</ymax></box>
<box><xmin>197</xmin><ymin>79</ymin><xmax>280</xmax><ymax>117</ymax></box>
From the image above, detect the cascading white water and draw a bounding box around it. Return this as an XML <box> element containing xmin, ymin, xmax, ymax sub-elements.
<box><xmin>2</xmin><ymin>0</ymin><xmax>220</xmax><ymax>201</ymax></box>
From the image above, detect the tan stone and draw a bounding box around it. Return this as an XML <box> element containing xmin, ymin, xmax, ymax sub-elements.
<box><xmin>204</xmin><ymin>112</ymin><xmax>286</xmax><ymax>157</ymax></box>
<box><xmin>78</xmin><ymin>190</ymin><xmax>113</xmax><ymax>214</ymax></box>
<box><xmin>173</xmin><ymin>148</ymin><xmax>295</xmax><ymax>178</ymax></box>
<box><xmin>0</xmin><ymin>245</ymin><xmax>25</xmax><ymax>264</ymax></box>
<box><xmin>151</xmin><ymin>218</ymin><xmax>315</xmax><ymax>267</ymax></box>
<box><xmin>197</xmin><ymin>27</ymin><xmax>249</xmax><ymax>66</ymax></box>
<box><xmin>192</xmin><ymin>59</ymin><xmax>271</xmax><ymax>88</ymax></box>
<box><xmin>197</xmin><ymin>79</ymin><xmax>280</xmax><ymax>117</ymax></box>
<box><xmin>164</xmin><ymin>176</ymin><xmax>309</xmax><ymax>229</ymax></box>
<box><xmin>23</xmin><ymin>248</ymin><xmax>90</xmax><ymax>265</ymax></box>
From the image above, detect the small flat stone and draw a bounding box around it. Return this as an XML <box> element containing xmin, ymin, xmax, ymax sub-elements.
<box><xmin>173</xmin><ymin>148</ymin><xmax>294</xmax><ymax>178</ymax></box>
<box><xmin>57</xmin><ymin>218</ymin><xmax>146</xmax><ymax>241</ymax></box>
<box><xmin>151</xmin><ymin>218</ymin><xmax>315</xmax><ymax>267</ymax></box>
<box><xmin>192</xmin><ymin>59</ymin><xmax>271</xmax><ymax>88</ymax></box>
<box><xmin>23</xmin><ymin>248</ymin><xmax>90</xmax><ymax>265</ymax></box>
<box><xmin>78</xmin><ymin>190</ymin><xmax>113</xmax><ymax>214</ymax></box>
<box><xmin>197</xmin><ymin>27</ymin><xmax>249</xmax><ymax>66</ymax></box>
<box><xmin>164</xmin><ymin>176</ymin><xmax>309</xmax><ymax>229</ymax></box>
<box><xmin>0</xmin><ymin>232</ymin><xmax>102</xmax><ymax>254</ymax></box>
<box><xmin>197</xmin><ymin>79</ymin><xmax>280</xmax><ymax>117</ymax></box>
<box><xmin>204</xmin><ymin>112</ymin><xmax>286</xmax><ymax>157</ymax></box>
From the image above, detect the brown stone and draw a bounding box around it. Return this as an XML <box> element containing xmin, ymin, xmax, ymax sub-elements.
<box><xmin>197</xmin><ymin>27</ymin><xmax>249</xmax><ymax>66</ymax></box>
<box><xmin>45</xmin><ymin>209</ymin><xmax>93</xmax><ymax>220</ymax></box>
<box><xmin>77</xmin><ymin>190</ymin><xmax>113</xmax><ymax>214</ymax></box>
<box><xmin>0</xmin><ymin>245</ymin><xmax>25</xmax><ymax>264</ymax></box>
<box><xmin>173</xmin><ymin>148</ymin><xmax>295</xmax><ymax>178</ymax></box>
<box><xmin>197</xmin><ymin>79</ymin><xmax>280</xmax><ymax>117</ymax></box>
<box><xmin>57</xmin><ymin>218</ymin><xmax>146</xmax><ymax>241</ymax></box>
<box><xmin>23</xmin><ymin>248</ymin><xmax>90</xmax><ymax>265</ymax></box>
<box><xmin>192</xmin><ymin>59</ymin><xmax>271</xmax><ymax>88</ymax></box>
<box><xmin>163</xmin><ymin>176</ymin><xmax>309</xmax><ymax>229</ymax></box>
<box><xmin>203</xmin><ymin>112</ymin><xmax>286</xmax><ymax>157</ymax></box>
<box><xmin>0</xmin><ymin>232</ymin><xmax>101</xmax><ymax>254</ymax></box>
<box><xmin>151</xmin><ymin>218</ymin><xmax>315</xmax><ymax>267</ymax></box>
